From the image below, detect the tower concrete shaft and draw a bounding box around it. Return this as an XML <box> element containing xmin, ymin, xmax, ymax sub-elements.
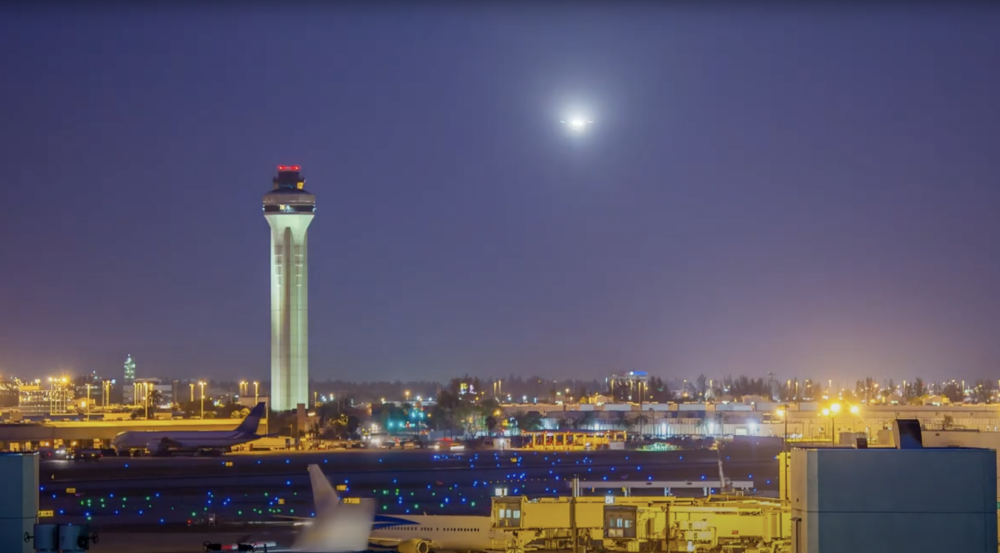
<box><xmin>263</xmin><ymin>166</ymin><xmax>315</xmax><ymax>412</ymax></box>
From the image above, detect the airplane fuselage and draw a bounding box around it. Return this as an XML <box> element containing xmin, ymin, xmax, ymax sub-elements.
<box><xmin>370</xmin><ymin>514</ymin><xmax>495</xmax><ymax>552</ymax></box>
<box><xmin>111</xmin><ymin>430</ymin><xmax>257</xmax><ymax>453</ymax></box>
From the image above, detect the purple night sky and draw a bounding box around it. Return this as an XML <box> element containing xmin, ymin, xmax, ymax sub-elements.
<box><xmin>1</xmin><ymin>4</ymin><xmax>998</xmax><ymax>382</ymax></box>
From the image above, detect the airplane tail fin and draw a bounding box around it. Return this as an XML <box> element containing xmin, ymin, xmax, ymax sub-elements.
<box><xmin>309</xmin><ymin>464</ymin><xmax>339</xmax><ymax>513</ymax></box>
<box><xmin>296</xmin><ymin>465</ymin><xmax>374</xmax><ymax>552</ymax></box>
<box><xmin>234</xmin><ymin>402</ymin><xmax>266</xmax><ymax>436</ymax></box>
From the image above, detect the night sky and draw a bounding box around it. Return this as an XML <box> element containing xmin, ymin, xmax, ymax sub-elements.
<box><xmin>2</xmin><ymin>4</ymin><xmax>999</xmax><ymax>383</ymax></box>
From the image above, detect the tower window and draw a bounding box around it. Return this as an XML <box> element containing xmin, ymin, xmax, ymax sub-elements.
<box><xmin>264</xmin><ymin>204</ymin><xmax>315</xmax><ymax>214</ymax></box>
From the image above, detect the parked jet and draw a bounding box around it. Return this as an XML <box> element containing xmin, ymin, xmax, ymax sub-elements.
<box><xmin>111</xmin><ymin>402</ymin><xmax>267</xmax><ymax>455</ymax></box>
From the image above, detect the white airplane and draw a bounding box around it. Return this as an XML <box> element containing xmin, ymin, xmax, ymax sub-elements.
<box><xmin>111</xmin><ymin>402</ymin><xmax>269</xmax><ymax>455</ymax></box>
<box><xmin>293</xmin><ymin>466</ymin><xmax>495</xmax><ymax>553</ymax></box>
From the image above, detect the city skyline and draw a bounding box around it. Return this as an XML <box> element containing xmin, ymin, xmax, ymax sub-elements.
<box><xmin>1</xmin><ymin>5</ymin><xmax>1000</xmax><ymax>382</ymax></box>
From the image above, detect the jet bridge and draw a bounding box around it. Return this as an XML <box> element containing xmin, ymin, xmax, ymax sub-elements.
<box><xmin>490</xmin><ymin>496</ymin><xmax>790</xmax><ymax>553</ymax></box>
<box><xmin>575</xmin><ymin>479</ymin><xmax>755</xmax><ymax>497</ymax></box>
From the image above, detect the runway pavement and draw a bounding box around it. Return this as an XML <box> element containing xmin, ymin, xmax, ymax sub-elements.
<box><xmin>94</xmin><ymin>530</ymin><xmax>295</xmax><ymax>553</ymax></box>
<box><xmin>37</xmin><ymin>446</ymin><xmax>782</xmax><ymax>552</ymax></box>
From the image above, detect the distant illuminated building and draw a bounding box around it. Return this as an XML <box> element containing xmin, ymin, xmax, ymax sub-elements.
<box><xmin>48</xmin><ymin>380</ymin><xmax>70</xmax><ymax>415</ymax></box>
<box><xmin>263</xmin><ymin>165</ymin><xmax>315</xmax><ymax>411</ymax></box>
<box><xmin>133</xmin><ymin>378</ymin><xmax>173</xmax><ymax>408</ymax></box>
<box><xmin>17</xmin><ymin>384</ymin><xmax>48</xmax><ymax>416</ymax></box>
<box><xmin>124</xmin><ymin>354</ymin><xmax>136</xmax><ymax>383</ymax></box>
<box><xmin>171</xmin><ymin>380</ymin><xmax>181</xmax><ymax>408</ymax></box>
<box><xmin>123</xmin><ymin>354</ymin><xmax>136</xmax><ymax>405</ymax></box>
<box><xmin>17</xmin><ymin>379</ymin><xmax>73</xmax><ymax>417</ymax></box>
<box><xmin>608</xmin><ymin>371</ymin><xmax>649</xmax><ymax>402</ymax></box>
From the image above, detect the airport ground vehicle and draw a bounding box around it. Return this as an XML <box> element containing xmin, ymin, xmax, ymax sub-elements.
<box><xmin>71</xmin><ymin>448</ymin><xmax>103</xmax><ymax>461</ymax></box>
<box><xmin>37</xmin><ymin>447</ymin><xmax>70</xmax><ymax>461</ymax></box>
<box><xmin>249</xmin><ymin>436</ymin><xmax>290</xmax><ymax>451</ymax></box>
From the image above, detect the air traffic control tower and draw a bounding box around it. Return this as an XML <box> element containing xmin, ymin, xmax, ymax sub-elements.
<box><xmin>263</xmin><ymin>165</ymin><xmax>315</xmax><ymax>412</ymax></box>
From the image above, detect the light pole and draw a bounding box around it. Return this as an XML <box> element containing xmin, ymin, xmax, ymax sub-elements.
<box><xmin>255</xmin><ymin>381</ymin><xmax>266</xmax><ymax>433</ymax></box>
<box><xmin>199</xmin><ymin>381</ymin><xmax>206</xmax><ymax>419</ymax></box>
<box><xmin>405</xmin><ymin>390</ymin><xmax>410</xmax><ymax>402</ymax></box>
<box><xmin>777</xmin><ymin>405</ymin><xmax>789</xmax><ymax>501</ymax></box>
<box><xmin>830</xmin><ymin>403</ymin><xmax>841</xmax><ymax>444</ymax></box>
<box><xmin>848</xmin><ymin>404</ymin><xmax>866</xmax><ymax>437</ymax></box>
<box><xmin>240</xmin><ymin>381</ymin><xmax>247</xmax><ymax>397</ymax></box>
<box><xmin>143</xmin><ymin>382</ymin><xmax>149</xmax><ymax>420</ymax></box>
<box><xmin>189</xmin><ymin>382</ymin><xmax>195</xmax><ymax>403</ymax></box>
<box><xmin>777</xmin><ymin>405</ymin><xmax>789</xmax><ymax>447</ymax></box>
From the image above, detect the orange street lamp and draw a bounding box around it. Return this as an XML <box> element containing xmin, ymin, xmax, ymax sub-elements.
<box><xmin>199</xmin><ymin>381</ymin><xmax>206</xmax><ymax>418</ymax></box>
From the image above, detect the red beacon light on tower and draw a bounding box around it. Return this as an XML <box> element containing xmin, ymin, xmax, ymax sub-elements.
<box><xmin>273</xmin><ymin>165</ymin><xmax>306</xmax><ymax>191</ymax></box>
